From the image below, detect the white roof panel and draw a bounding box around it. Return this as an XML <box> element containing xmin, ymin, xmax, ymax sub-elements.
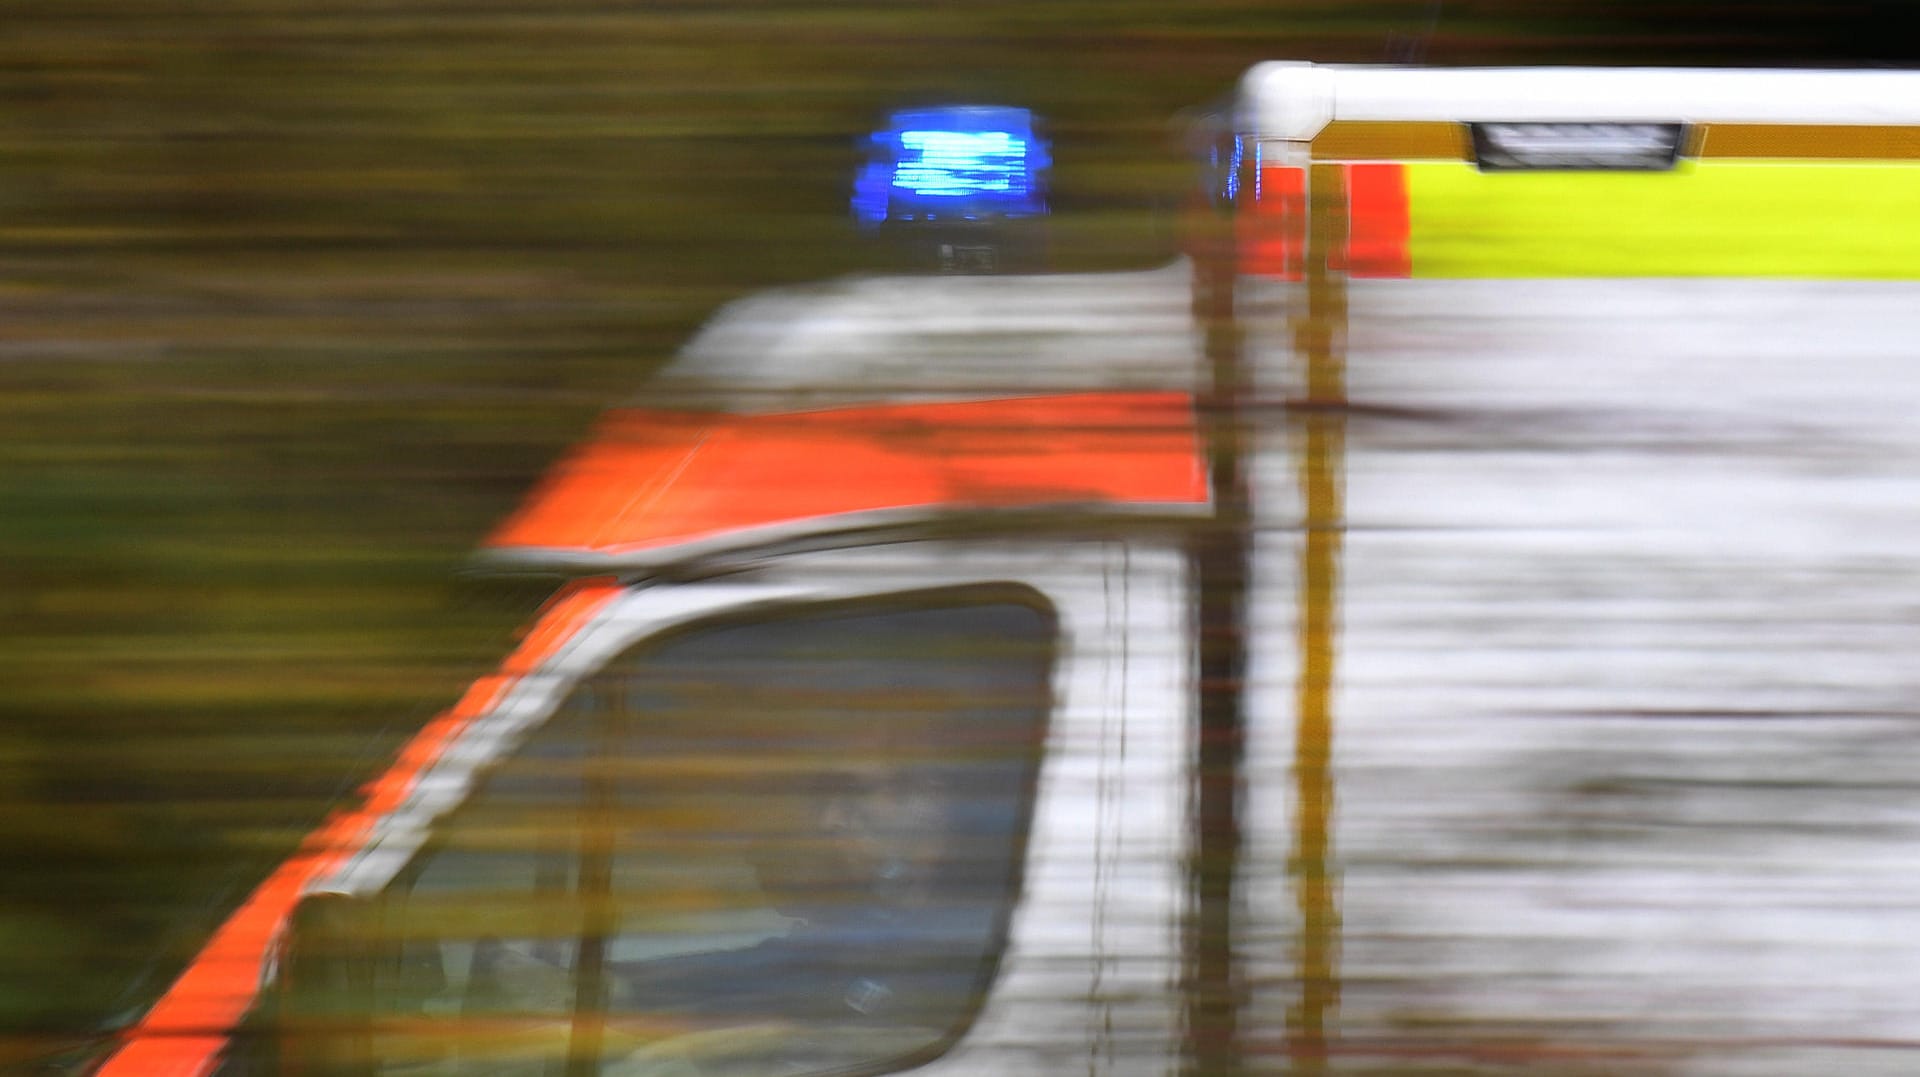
<box><xmin>1242</xmin><ymin>62</ymin><xmax>1920</xmax><ymax>142</ymax></box>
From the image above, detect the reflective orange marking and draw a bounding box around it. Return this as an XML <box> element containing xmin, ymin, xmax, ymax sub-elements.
<box><xmin>1340</xmin><ymin>163</ymin><xmax>1411</xmax><ymax>278</ymax></box>
<box><xmin>486</xmin><ymin>392</ymin><xmax>1210</xmax><ymax>557</ymax></box>
<box><xmin>1312</xmin><ymin>120</ymin><xmax>1467</xmax><ymax>161</ymax></box>
<box><xmin>1243</xmin><ymin>163</ymin><xmax>1410</xmax><ymax>280</ymax></box>
<box><xmin>1697</xmin><ymin>123</ymin><xmax>1920</xmax><ymax>159</ymax></box>
<box><xmin>1240</xmin><ymin>166</ymin><xmax>1307</xmax><ymax>280</ymax></box>
<box><xmin>96</xmin><ymin>580</ymin><xmax>621</xmax><ymax>1077</ymax></box>
<box><xmin>1311</xmin><ymin>121</ymin><xmax>1920</xmax><ymax>162</ymax></box>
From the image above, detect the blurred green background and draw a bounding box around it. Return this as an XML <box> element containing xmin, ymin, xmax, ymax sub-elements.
<box><xmin>0</xmin><ymin>0</ymin><xmax>1907</xmax><ymax>1064</ymax></box>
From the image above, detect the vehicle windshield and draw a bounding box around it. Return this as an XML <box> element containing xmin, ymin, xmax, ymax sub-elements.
<box><xmin>369</xmin><ymin>594</ymin><xmax>1055</xmax><ymax>1076</ymax></box>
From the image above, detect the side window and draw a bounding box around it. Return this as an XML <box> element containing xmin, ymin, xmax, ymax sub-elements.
<box><xmin>376</xmin><ymin>591</ymin><xmax>1056</xmax><ymax>1076</ymax></box>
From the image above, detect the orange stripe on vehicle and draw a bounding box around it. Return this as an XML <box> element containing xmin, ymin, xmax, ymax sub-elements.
<box><xmin>1308</xmin><ymin>121</ymin><xmax>1920</xmax><ymax>163</ymax></box>
<box><xmin>96</xmin><ymin>579</ymin><xmax>621</xmax><ymax>1077</ymax></box>
<box><xmin>1239</xmin><ymin>166</ymin><xmax>1306</xmax><ymax>279</ymax></box>
<box><xmin>1312</xmin><ymin>120</ymin><xmax>1467</xmax><ymax>161</ymax></box>
<box><xmin>486</xmin><ymin>392</ymin><xmax>1210</xmax><ymax>557</ymax></box>
<box><xmin>1341</xmin><ymin>163</ymin><xmax>1411</xmax><ymax>278</ymax></box>
<box><xmin>1699</xmin><ymin>123</ymin><xmax>1920</xmax><ymax>159</ymax></box>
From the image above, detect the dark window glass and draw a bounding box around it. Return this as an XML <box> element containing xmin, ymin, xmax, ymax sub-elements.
<box><xmin>373</xmin><ymin>593</ymin><xmax>1056</xmax><ymax>1076</ymax></box>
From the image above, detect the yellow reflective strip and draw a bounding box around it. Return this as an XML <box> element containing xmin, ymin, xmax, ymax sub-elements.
<box><xmin>1403</xmin><ymin>159</ymin><xmax>1920</xmax><ymax>279</ymax></box>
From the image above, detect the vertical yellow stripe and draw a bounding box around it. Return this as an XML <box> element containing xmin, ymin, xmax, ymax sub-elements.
<box><xmin>1289</xmin><ymin>161</ymin><xmax>1346</xmax><ymax>1075</ymax></box>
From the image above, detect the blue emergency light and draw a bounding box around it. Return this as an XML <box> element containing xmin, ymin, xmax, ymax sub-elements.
<box><xmin>854</xmin><ymin>106</ymin><xmax>1050</xmax><ymax>228</ymax></box>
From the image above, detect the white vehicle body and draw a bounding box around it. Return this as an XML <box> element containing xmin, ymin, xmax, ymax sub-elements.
<box><xmin>341</xmin><ymin>542</ymin><xmax>1191</xmax><ymax>1076</ymax></box>
<box><xmin>101</xmin><ymin>63</ymin><xmax>1920</xmax><ymax>1077</ymax></box>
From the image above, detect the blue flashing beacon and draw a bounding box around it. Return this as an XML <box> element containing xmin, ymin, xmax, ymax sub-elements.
<box><xmin>854</xmin><ymin>106</ymin><xmax>1050</xmax><ymax>229</ymax></box>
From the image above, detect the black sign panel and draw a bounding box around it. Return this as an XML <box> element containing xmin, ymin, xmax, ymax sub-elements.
<box><xmin>1468</xmin><ymin>122</ymin><xmax>1688</xmax><ymax>172</ymax></box>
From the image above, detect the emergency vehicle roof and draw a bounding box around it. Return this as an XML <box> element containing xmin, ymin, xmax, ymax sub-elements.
<box><xmin>483</xmin><ymin>264</ymin><xmax>1210</xmax><ymax>570</ymax></box>
<box><xmin>648</xmin><ymin>260</ymin><xmax>1199</xmax><ymax>410</ymax></box>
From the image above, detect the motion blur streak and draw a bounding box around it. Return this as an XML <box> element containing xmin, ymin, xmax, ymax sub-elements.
<box><xmin>10</xmin><ymin>7</ymin><xmax>1920</xmax><ymax>1076</ymax></box>
<box><xmin>97</xmin><ymin>581</ymin><xmax>620</xmax><ymax>1077</ymax></box>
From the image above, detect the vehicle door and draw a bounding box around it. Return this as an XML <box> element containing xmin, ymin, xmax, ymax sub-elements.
<box><xmin>275</xmin><ymin>539</ymin><xmax>1189</xmax><ymax>1077</ymax></box>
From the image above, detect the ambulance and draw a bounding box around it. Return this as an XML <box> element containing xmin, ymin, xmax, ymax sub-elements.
<box><xmin>99</xmin><ymin>63</ymin><xmax>1920</xmax><ymax>1076</ymax></box>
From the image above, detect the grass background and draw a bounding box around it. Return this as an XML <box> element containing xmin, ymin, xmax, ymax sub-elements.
<box><xmin>0</xmin><ymin>0</ymin><xmax>1910</xmax><ymax>1062</ymax></box>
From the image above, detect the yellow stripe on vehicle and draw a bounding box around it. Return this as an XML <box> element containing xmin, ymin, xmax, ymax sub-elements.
<box><xmin>1402</xmin><ymin>159</ymin><xmax>1920</xmax><ymax>279</ymax></box>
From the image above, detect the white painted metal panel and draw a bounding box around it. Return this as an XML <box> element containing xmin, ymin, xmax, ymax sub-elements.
<box><xmin>1243</xmin><ymin>61</ymin><xmax>1920</xmax><ymax>142</ymax></box>
<box><xmin>1246</xmin><ymin>276</ymin><xmax>1920</xmax><ymax>1072</ymax></box>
